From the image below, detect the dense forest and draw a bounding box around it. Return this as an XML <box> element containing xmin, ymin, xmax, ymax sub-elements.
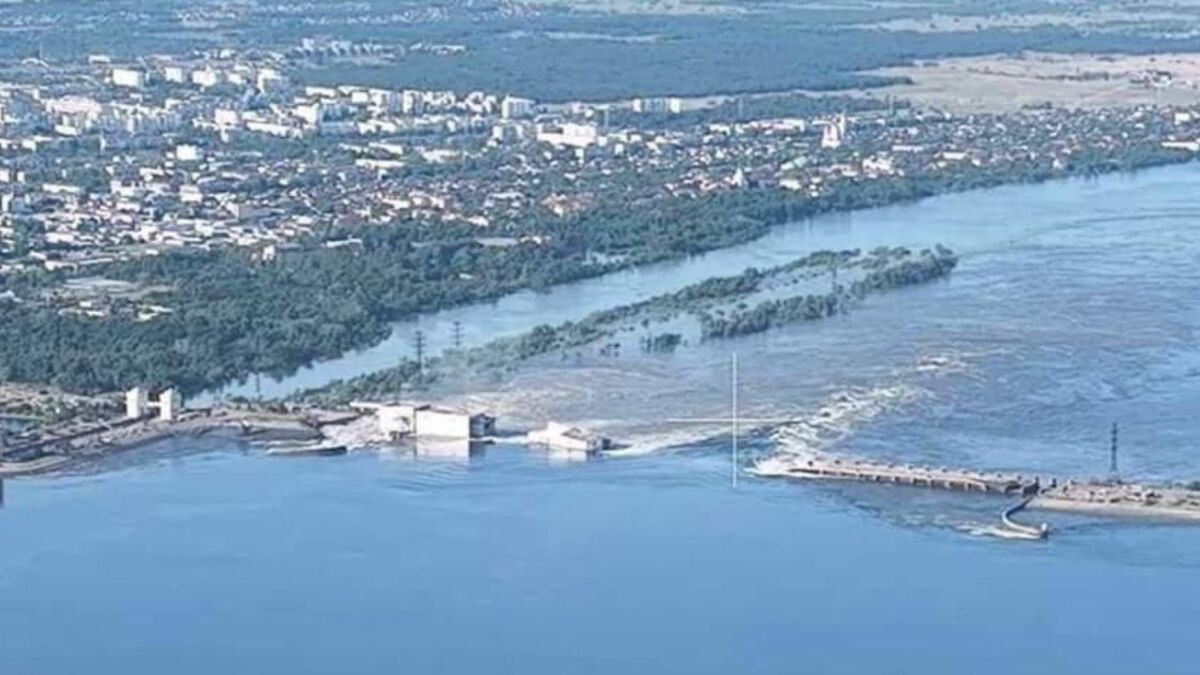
<box><xmin>8</xmin><ymin>0</ymin><xmax>1200</xmax><ymax>100</ymax></box>
<box><xmin>294</xmin><ymin>15</ymin><xmax>1200</xmax><ymax>101</ymax></box>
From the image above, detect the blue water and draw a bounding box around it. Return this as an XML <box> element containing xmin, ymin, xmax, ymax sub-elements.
<box><xmin>6</xmin><ymin>164</ymin><xmax>1200</xmax><ymax>673</ymax></box>
<box><xmin>2</xmin><ymin>445</ymin><xmax>1199</xmax><ymax>674</ymax></box>
<box><xmin>1</xmin><ymin>416</ymin><xmax>36</xmax><ymax>433</ymax></box>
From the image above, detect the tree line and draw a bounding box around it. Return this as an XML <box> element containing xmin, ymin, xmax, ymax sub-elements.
<box><xmin>700</xmin><ymin>248</ymin><xmax>957</xmax><ymax>339</ymax></box>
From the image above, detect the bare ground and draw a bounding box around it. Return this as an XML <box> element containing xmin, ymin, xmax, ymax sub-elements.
<box><xmin>862</xmin><ymin>52</ymin><xmax>1200</xmax><ymax>113</ymax></box>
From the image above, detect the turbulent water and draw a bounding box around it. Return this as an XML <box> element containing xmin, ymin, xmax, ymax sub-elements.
<box><xmin>7</xmin><ymin>165</ymin><xmax>1200</xmax><ymax>673</ymax></box>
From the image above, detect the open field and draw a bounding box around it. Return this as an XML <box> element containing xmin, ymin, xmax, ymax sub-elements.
<box><xmin>865</xmin><ymin>52</ymin><xmax>1200</xmax><ymax>113</ymax></box>
<box><xmin>852</xmin><ymin>9</ymin><xmax>1200</xmax><ymax>36</ymax></box>
<box><xmin>0</xmin><ymin>383</ymin><xmax>117</xmax><ymax>425</ymax></box>
<box><xmin>521</xmin><ymin>0</ymin><xmax>752</xmax><ymax>15</ymax></box>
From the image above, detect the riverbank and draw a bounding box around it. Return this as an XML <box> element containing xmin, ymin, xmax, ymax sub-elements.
<box><xmin>4</xmin><ymin>142</ymin><xmax>1193</xmax><ymax>402</ymax></box>
<box><xmin>293</xmin><ymin>246</ymin><xmax>958</xmax><ymax>405</ymax></box>
<box><xmin>753</xmin><ymin>453</ymin><xmax>1200</xmax><ymax>530</ymax></box>
<box><xmin>0</xmin><ymin>408</ymin><xmax>332</xmax><ymax>478</ymax></box>
<box><xmin>1030</xmin><ymin>497</ymin><xmax>1200</xmax><ymax>521</ymax></box>
<box><xmin>206</xmin><ymin>156</ymin><xmax>1200</xmax><ymax>405</ymax></box>
<box><xmin>0</xmin><ymin>383</ymin><xmax>118</xmax><ymax>428</ymax></box>
<box><xmin>10</xmin><ymin>156</ymin><xmax>1200</xmax><ymax>538</ymax></box>
<box><xmin>1031</xmin><ymin>483</ymin><xmax>1200</xmax><ymax>522</ymax></box>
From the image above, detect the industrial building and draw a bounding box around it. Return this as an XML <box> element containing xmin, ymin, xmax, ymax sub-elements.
<box><xmin>527</xmin><ymin>422</ymin><xmax>612</xmax><ymax>453</ymax></box>
<box><xmin>819</xmin><ymin>114</ymin><xmax>849</xmax><ymax>149</ymax></box>
<box><xmin>353</xmin><ymin>402</ymin><xmax>496</xmax><ymax>440</ymax></box>
<box><xmin>111</xmin><ymin>68</ymin><xmax>146</xmax><ymax>89</ymax></box>
<box><xmin>500</xmin><ymin>96</ymin><xmax>535</xmax><ymax>119</ymax></box>
<box><xmin>125</xmin><ymin>387</ymin><xmax>182</xmax><ymax>422</ymax></box>
<box><xmin>536</xmin><ymin>122</ymin><xmax>599</xmax><ymax>149</ymax></box>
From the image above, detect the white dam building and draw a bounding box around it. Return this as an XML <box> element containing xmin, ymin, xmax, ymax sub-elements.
<box><xmin>125</xmin><ymin>387</ymin><xmax>182</xmax><ymax>422</ymax></box>
<box><xmin>353</xmin><ymin>402</ymin><xmax>496</xmax><ymax>440</ymax></box>
<box><xmin>527</xmin><ymin>422</ymin><xmax>612</xmax><ymax>453</ymax></box>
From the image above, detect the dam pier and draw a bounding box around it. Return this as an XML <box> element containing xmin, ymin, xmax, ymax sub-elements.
<box><xmin>751</xmin><ymin>455</ymin><xmax>1044</xmax><ymax>495</ymax></box>
<box><xmin>0</xmin><ymin>406</ymin><xmax>345</xmax><ymax>478</ymax></box>
<box><xmin>751</xmin><ymin>455</ymin><xmax>1053</xmax><ymax>539</ymax></box>
<box><xmin>6</xmin><ymin>388</ymin><xmax>1200</xmax><ymax>535</ymax></box>
<box><xmin>752</xmin><ymin>452</ymin><xmax>1200</xmax><ymax>536</ymax></box>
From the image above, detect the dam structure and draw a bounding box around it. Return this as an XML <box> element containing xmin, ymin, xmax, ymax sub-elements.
<box><xmin>0</xmin><ymin>402</ymin><xmax>349</xmax><ymax>478</ymax></box>
<box><xmin>750</xmin><ymin>454</ymin><xmax>1052</xmax><ymax>538</ymax></box>
<box><xmin>751</xmin><ymin>455</ymin><xmax>1044</xmax><ymax>495</ymax></box>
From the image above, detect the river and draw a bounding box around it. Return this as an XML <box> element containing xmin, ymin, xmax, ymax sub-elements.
<box><xmin>198</xmin><ymin>165</ymin><xmax>1129</xmax><ymax>403</ymax></box>
<box><xmin>5</xmin><ymin>164</ymin><xmax>1200</xmax><ymax>673</ymax></box>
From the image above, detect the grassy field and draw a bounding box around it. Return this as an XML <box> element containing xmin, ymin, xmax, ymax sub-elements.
<box><xmin>863</xmin><ymin>52</ymin><xmax>1200</xmax><ymax>113</ymax></box>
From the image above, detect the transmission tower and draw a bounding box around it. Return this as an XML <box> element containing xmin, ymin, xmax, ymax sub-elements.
<box><xmin>413</xmin><ymin>329</ymin><xmax>426</xmax><ymax>378</ymax></box>
<box><xmin>830</xmin><ymin>263</ymin><xmax>840</xmax><ymax>312</ymax></box>
<box><xmin>1110</xmin><ymin>422</ymin><xmax>1120</xmax><ymax>481</ymax></box>
<box><xmin>452</xmin><ymin>321</ymin><xmax>463</xmax><ymax>350</ymax></box>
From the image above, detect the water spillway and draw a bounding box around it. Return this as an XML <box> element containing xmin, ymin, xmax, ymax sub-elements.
<box><xmin>750</xmin><ymin>455</ymin><xmax>1040</xmax><ymax>495</ymax></box>
<box><xmin>751</xmin><ymin>454</ymin><xmax>1051</xmax><ymax>538</ymax></box>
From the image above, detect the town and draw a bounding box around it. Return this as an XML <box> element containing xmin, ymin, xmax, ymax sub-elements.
<box><xmin>5</xmin><ymin>44</ymin><xmax>1200</xmax><ymax>397</ymax></box>
<box><xmin>2</xmin><ymin>45</ymin><xmax>1199</xmax><ymax>289</ymax></box>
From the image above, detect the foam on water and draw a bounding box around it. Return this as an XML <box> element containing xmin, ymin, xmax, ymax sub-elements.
<box><xmin>416</xmin><ymin>348</ymin><xmax>983</xmax><ymax>462</ymax></box>
<box><xmin>434</xmin><ymin>362</ymin><xmax>739</xmax><ymax>456</ymax></box>
<box><xmin>769</xmin><ymin>383</ymin><xmax>929</xmax><ymax>457</ymax></box>
<box><xmin>604</xmin><ymin>425</ymin><xmax>729</xmax><ymax>457</ymax></box>
<box><xmin>766</xmin><ymin>351</ymin><xmax>977</xmax><ymax>462</ymax></box>
<box><xmin>958</xmin><ymin>523</ymin><xmax>1046</xmax><ymax>541</ymax></box>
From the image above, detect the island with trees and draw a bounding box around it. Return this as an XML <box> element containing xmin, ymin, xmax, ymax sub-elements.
<box><xmin>294</xmin><ymin>246</ymin><xmax>957</xmax><ymax>405</ymax></box>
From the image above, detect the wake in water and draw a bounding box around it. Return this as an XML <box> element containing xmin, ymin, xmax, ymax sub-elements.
<box><xmin>905</xmin><ymin>514</ymin><xmax>1047</xmax><ymax>541</ymax></box>
<box><xmin>770</xmin><ymin>383</ymin><xmax>930</xmax><ymax>459</ymax></box>
<box><xmin>422</xmin><ymin>348</ymin><xmax>982</xmax><ymax>460</ymax></box>
<box><xmin>757</xmin><ymin>352</ymin><xmax>1058</xmax><ymax>541</ymax></box>
<box><xmin>767</xmin><ymin>349</ymin><xmax>991</xmax><ymax>461</ymax></box>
